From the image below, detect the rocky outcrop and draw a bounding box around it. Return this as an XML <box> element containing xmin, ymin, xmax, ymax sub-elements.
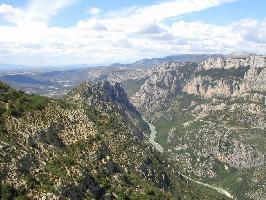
<box><xmin>213</xmin><ymin>139</ymin><xmax>266</xmax><ymax>168</ymax></box>
<box><xmin>183</xmin><ymin>56</ymin><xmax>266</xmax><ymax>98</ymax></box>
<box><xmin>131</xmin><ymin>62</ymin><xmax>197</xmax><ymax>114</ymax></box>
<box><xmin>201</xmin><ymin>56</ymin><xmax>266</xmax><ymax>70</ymax></box>
<box><xmin>183</xmin><ymin>77</ymin><xmax>235</xmax><ymax>98</ymax></box>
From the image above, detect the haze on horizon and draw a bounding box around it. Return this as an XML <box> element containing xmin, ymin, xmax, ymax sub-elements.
<box><xmin>0</xmin><ymin>0</ymin><xmax>266</xmax><ymax>66</ymax></box>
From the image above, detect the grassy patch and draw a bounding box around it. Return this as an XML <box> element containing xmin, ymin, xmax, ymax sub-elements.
<box><xmin>121</xmin><ymin>77</ymin><xmax>148</xmax><ymax>97</ymax></box>
<box><xmin>45</xmin><ymin>161</ymin><xmax>68</xmax><ymax>178</ymax></box>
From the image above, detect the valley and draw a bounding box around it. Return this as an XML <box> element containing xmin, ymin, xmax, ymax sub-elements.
<box><xmin>130</xmin><ymin>55</ymin><xmax>265</xmax><ymax>200</ymax></box>
<box><xmin>146</xmin><ymin>119</ymin><xmax>235</xmax><ymax>199</ymax></box>
<box><xmin>1</xmin><ymin>0</ymin><xmax>265</xmax><ymax>199</ymax></box>
<box><xmin>0</xmin><ymin>54</ymin><xmax>265</xmax><ymax>199</ymax></box>
<box><xmin>0</xmin><ymin>80</ymin><xmax>229</xmax><ymax>199</ymax></box>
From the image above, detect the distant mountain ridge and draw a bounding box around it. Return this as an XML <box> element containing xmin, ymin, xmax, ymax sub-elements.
<box><xmin>0</xmin><ymin>54</ymin><xmax>223</xmax><ymax>97</ymax></box>
<box><xmin>111</xmin><ymin>54</ymin><xmax>224</xmax><ymax>68</ymax></box>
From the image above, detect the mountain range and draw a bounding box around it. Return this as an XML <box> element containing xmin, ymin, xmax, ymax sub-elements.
<box><xmin>0</xmin><ymin>54</ymin><xmax>222</xmax><ymax>98</ymax></box>
<box><xmin>0</xmin><ymin>54</ymin><xmax>265</xmax><ymax>199</ymax></box>
<box><xmin>0</xmin><ymin>80</ymin><xmax>227</xmax><ymax>199</ymax></box>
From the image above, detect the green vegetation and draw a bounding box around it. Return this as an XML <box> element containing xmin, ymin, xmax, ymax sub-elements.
<box><xmin>0</xmin><ymin>81</ymin><xmax>49</xmax><ymax>118</ymax></box>
<box><xmin>0</xmin><ymin>184</ymin><xmax>29</xmax><ymax>200</ymax></box>
<box><xmin>247</xmin><ymin>129</ymin><xmax>266</xmax><ymax>152</ymax></box>
<box><xmin>6</xmin><ymin>94</ymin><xmax>48</xmax><ymax>117</ymax></box>
<box><xmin>118</xmin><ymin>174</ymin><xmax>175</xmax><ymax>200</ymax></box>
<box><xmin>151</xmin><ymin>93</ymin><xmax>209</xmax><ymax>147</ymax></box>
<box><xmin>207</xmin><ymin>166</ymin><xmax>254</xmax><ymax>200</ymax></box>
<box><xmin>188</xmin><ymin>181</ymin><xmax>230</xmax><ymax>200</ymax></box>
<box><xmin>46</xmin><ymin>162</ymin><xmax>67</xmax><ymax>177</ymax></box>
<box><xmin>85</xmin><ymin>101</ymin><xmax>126</xmax><ymax>136</ymax></box>
<box><xmin>154</xmin><ymin>113</ymin><xmax>193</xmax><ymax>146</ymax></box>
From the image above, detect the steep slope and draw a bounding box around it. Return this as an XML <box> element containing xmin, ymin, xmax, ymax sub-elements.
<box><xmin>131</xmin><ymin>62</ymin><xmax>198</xmax><ymax>114</ymax></box>
<box><xmin>0</xmin><ymin>81</ymin><xmax>227</xmax><ymax>199</ymax></box>
<box><xmin>130</xmin><ymin>56</ymin><xmax>266</xmax><ymax>200</ymax></box>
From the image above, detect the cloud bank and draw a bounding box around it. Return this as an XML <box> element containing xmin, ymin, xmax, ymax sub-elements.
<box><xmin>0</xmin><ymin>0</ymin><xmax>265</xmax><ymax>65</ymax></box>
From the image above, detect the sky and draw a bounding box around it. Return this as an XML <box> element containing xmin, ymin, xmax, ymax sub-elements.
<box><xmin>0</xmin><ymin>0</ymin><xmax>266</xmax><ymax>66</ymax></box>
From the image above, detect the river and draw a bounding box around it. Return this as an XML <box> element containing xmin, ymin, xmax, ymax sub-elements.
<box><xmin>146</xmin><ymin>121</ymin><xmax>164</xmax><ymax>153</ymax></box>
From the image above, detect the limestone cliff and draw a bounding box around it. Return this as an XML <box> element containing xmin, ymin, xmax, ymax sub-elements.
<box><xmin>184</xmin><ymin>56</ymin><xmax>266</xmax><ymax>98</ymax></box>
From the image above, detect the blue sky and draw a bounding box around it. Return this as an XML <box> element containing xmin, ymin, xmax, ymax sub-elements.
<box><xmin>6</xmin><ymin>0</ymin><xmax>265</xmax><ymax>27</ymax></box>
<box><xmin>0</xmin><ymin>0</ymin><xmax>265</xmax><ymax>66</ymax></box>
<box><xmin>51</xmin><ymin>0</ymin><xmax>157</xmax><ymax>27</ymax></box>
<box><xmin>52</xmin><ymin>0</ymin><xmax>266</xmax><ymax>27</ymax></box>
<box><xmin>181</xmin><ymin>0</ymin><xmax>266</xmax><ymax>24</ymax></box>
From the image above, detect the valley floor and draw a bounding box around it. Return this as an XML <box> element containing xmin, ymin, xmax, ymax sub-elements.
<box><xmin>145</xmin><ymin>119</ymin><xmax>235</xmax><ymax>199</ymax></box>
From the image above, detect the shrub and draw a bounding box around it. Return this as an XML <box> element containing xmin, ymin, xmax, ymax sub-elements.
<box><xmin>0</xmin><ymin>184</ymin><xmax>29</xmax><ymax>200</ymax></box>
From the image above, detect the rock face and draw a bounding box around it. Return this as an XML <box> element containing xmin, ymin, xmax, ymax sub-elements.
<box><xmin>201</xmin><ymin>56</ymin><xmax>266</xmax><ymax>70</ymax></box>
<box><xmin>184</xmin><ymin>56</ymin><xmax>266</xmax><ymax>98</ymax></box>
<box><xmin>130</xmin><ymin>55</ymin><xmax>266</xmax><ymax>200</ymax></box>
<box><xmin>0</xmin><ymin>81</ymin><xmax>223</xmax><ymax>200</ymax></box>
<box><xmin>131</xmin><ymin>62</ymin><xmax>197</xmax><ymax>114</ymax></box>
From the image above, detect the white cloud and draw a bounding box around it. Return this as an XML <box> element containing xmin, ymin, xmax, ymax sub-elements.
<box><xmin>87</xmin><ymin>7</ymin><xmax>101</xmax><ymax>15</ymax></box>
<box><xmin>25</xmin><ymin>0</ymin><xmax>77</xmax><ymax>23</ymax></box>
<box><xmin>0</xmin><ymin>4</ymin><xmax>24</xmax><ymax>23</ymax></box>
<box><xmin>232</xmin><ymin>19</ymin><xmax>266</xmax><ymax>44</ymax></box>
<box><xmin>0</xmin><ymin>0</ymin><xmax>77</xmax><ymax>25</ymax></box>
<box><xmin>132</xmin><ymin>0</ymin><xmax>236</xmax><ymax>23</ymax></box>
<box><xmin>0</xmin><ymin>0</ymin><xmax>266</xmax><ymax>65</ymax></box>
